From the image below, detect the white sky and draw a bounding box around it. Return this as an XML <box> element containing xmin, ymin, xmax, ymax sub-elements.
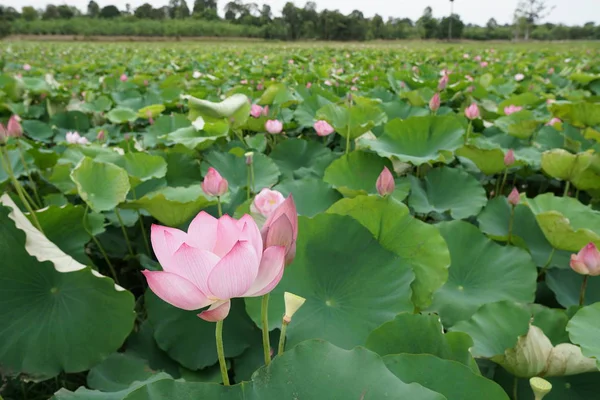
<box><xmin>2</xmin><ymin>0</ymin><xmax>599</xmax><ymax>25</ymax></box>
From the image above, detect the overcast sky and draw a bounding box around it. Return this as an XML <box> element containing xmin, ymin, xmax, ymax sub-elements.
<box><xmin>2</xmin><ymin>0</ymin><xmax>599</xmax><ymax>25</ymax></box>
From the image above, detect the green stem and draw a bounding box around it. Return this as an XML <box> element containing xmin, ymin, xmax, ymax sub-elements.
<box><xmin>278</xmin><ymin>320</ymin><xmax>288</xmax><ymax>355</ymax></box>
<box><xmin>250</xmin><ymin>162</ymin><xmax>255</xmax><ymax>194</ymax></box>
<box><xmin>83</xmin><ymin>205</ymin><xmax>118</xmax><ymax>283</ymax></box>
<box><xmin>345</xmin><ymin>129</ymin><xmax>351</xmax><ymax>155</ymax></box>
<box><xmin>507</xmin><ymin>206</ymin><xmax>515</xmax><ymax>245</ymax></box>
<box><xmin>217</xmin><ymin>196</ymin><xmax>223</xmax><ymax>217</ymax></box>
<box><xmin>579</xmin><ymin>275</ymin><xmax>589</xmax><ymax>307</ymax></box>
<box><xmin>16</xmin><ymin>139</ymin><xmax>42</xmax><ymax>208</ymax></box>
<box><xmin>465</xmin><ymin>121</ymin><xmax>472</xmax><ymax>144</ymax></box>
<box><xmin>115</xmin><ymin>208</ymin><xmax>135</xmax><ymax>258</ymax></box>
<box><xmin>499</xmin><ymin>168</ymin><xmax>509</xmax><ymax>197</ymax></box>
<box><xmin>215</xmin><ymin>320</ymin><xmax>230</xmax><ymax>386</ymax></box>
<box><xmin>537</xmin><ymin>248</ymin><xmax>556</xmax><ymax>278</ymax></box>
<box><xmin>246</xmin><ymin>164</ymin><xmax>251</xmax><ymax>201</ymax></box>
<box><xmin>563</xmin><ymin>181</ymin><xmax>570</xmax><ymax>197</ymax></box>
<box><xmin>513</xmin><ymin>376</ymin><xmax>518</xmax><ymax>400</ymax></box>
<box><xmin>261</xmin><ymin>293</ymin><xmax>271</xmax><ymax>365</ymax></box>
<box><xmin>132</xmin><ymin>188</ymin><xmax>151</xmax><ymax>255</ymax></box>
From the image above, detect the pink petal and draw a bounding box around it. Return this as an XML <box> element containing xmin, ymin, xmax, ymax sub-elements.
<box><xmin>238</xmin><ymin>214</ymin><xmax>263</xmax><ymax>260</ymax></box>
<box><xmin>213</xmin><ymin>215</ymin><xmax>242</xmax><ymax>257</ymax></box>
<box><xmin>198</xmin><ymin>300</ymin><xmax>231</xmax><ymax>322</ymax></box>
<box><xmin>265</xmin><ymin>215</ymin><xmax>294</xmax><ymax>249</ymax></box>
<box><xmin>263</xmin><ymin>195</ymin><xmax>298</xmax><ymax>240</ymax></box>
<box><xmin>151</xmin><ymin>224</ymin><xmax>188</xmax><ymax>272</ymax></box>
<box><xmin>243</xmin><ymin>246</ymin><xmax>286</xmax><ymax>297</ymax></box>
<box><xmin>143</xmin><ymin>270</ymin><xmax>210</xmax><ymax>310</ymax></box>
<box><xmin>208</xmin><ymin>241</ymin><xmax>259</xmax><ymax>299</ymax></box>
<box><xmin>171</xmin><ymin>244</ymin><xmax>221</xmax><ymax>297</ymax></box>
<box><xmin>187</xmin><ymin>211</ymin><xmax>218</xmax><ymax>252</ymax></box>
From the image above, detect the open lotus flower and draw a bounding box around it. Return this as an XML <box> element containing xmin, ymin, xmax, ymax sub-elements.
<box><xmin>251</xmin><ymin>188</ymin><xmax>285</xmax><ymax>218</ymax></box>
<box><xmin>261</xmin><ymin>195</ymin><xmax>298</xmax><ymax>266</ymax></box>
<box><xmin>570</xmin><ymin>243</ymin><xmax>600</xmax><ymax>276</ymax></box>
<box><xmin>144</xmin><ymin>212</ymin><xmax>287</xmax><ymax>322</ymax></box>
<box><xmin>314</xmin><ymin>120</ymin><xmax>334</xmax><ymax>137</ymax></box>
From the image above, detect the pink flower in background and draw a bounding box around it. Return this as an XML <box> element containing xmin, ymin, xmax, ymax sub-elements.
<box><xmin>261</xmin><ymin>195</ymin><xmax>298</xmax><ymax>266</ymax></box>
<box><xmin>463</xmin><ymin>53</ymin><xmax>470</xmax><ymax>59</ymax></box>
<box><xmin>143</xmin><ymin>212</ymin><xmax>287</xmax><ymax>321</ymax></box>
<box><xmin>352</xmin><ymin>76</ymin><xmax>359</xmax><ymax>84</ymax></box>
<box><xmin>546</xmin><ymin>99</ymin><xmax>556</xmax><ymax>105</ymax></box>
<box><xmin>202</xmin><ymin>167</ymin><xmax>228</xmax><ymax>197</ymax></box>
<box><xmin>480</xmin><ymin>61</ymin><xmax>489</xmax><ymax>68</ymax></box>
<box><xmin>474</xmin><ymin>55</ymin><xmax>482</xmax><ymax>62</ymax></box>
<box><xmin>438</xmin><ymin>74</ymin><xmax>449</xmax><ymax>90</ymax></box>
<box><xmin>250</xmin><ymin>104</ymin><xmax>264</xmax><ymax>118</ymax></box>
<box><xmin>120</xmin><ymin>74</ymin><xmax>128</xmax><ymax>82</ymax></box>
<box><xmin>97</xmin><ymin>130</ymin><xmax>105</xmax><ymax>141</ymax></box>
<box><xmin>570</xmin><ymin>243</ymin><xmax>600</xmax><ymax>276</ymax></box>
<box><xmin>6</xmin><ymin>115</ymin><xmax>22</xmax><ymax>137</ymax></box>
<box><xmin>240</xmin><ymin>79</ymin><xmax>248</xmax><ymax>85</ymax></box>
<box><xmin>146</xmin><ymin>110</ymin><xmax>155</xmax><ymax>125</ymax></box>
<box><xmin>548</xmin><ymin>68</ymin><xmax>555</xmax><ymax>75</ymax></box>
<box><xmin>504</xmin><ymin>105</ymin><xmax>523</xmax><ymax>115</ymax></box>
<box><xmin>306</xmin><ymin>82</ymin><xmax>312</xmax><ymax>89</ymax></box>
<box><xmin>515</xmin><ymin>73</ymin><xmax>525</xmax><ymax>81</ymax></box>
<box><xmin>412</xmin><ymin>66</ymin><xmax>419</xmax><ymax>74</ymax></box>
<box><xmin>504</xmin><ymin>149</ymin><xmax>515</xmax><ymax>166</ymax></box>
<box><xmin>65</xmin><ymin>132</ymin><xmax>89</xmax><ymax>145</ymax></box>
<box><xmin>0</xmin><ymin>123</ymin><xmax>7</xmax><ymax>142</ymax></box>
<box><xmin>144</xmin><ymin>80</ymin><xmax>149</xmax><ymax>86</ymax></box>
<box><xmin>350</xmin><ymin>86</ymin><xmax>358</xmax><ymax>91</ymax></box>
<box><xmin>251</xmin><ymin>188</ymin><xmax>285</xmax><ymax>218</ymax></box>
<box><xmin>546</xmin><ymin>117</ymin><xmax>562</xmax><ymax>126</ymax></box>
<box><xmin>465</xmin><ymin>75</ymin><xmax>474</xmax><ymax>82</ymax></box>
<box><xmin>324</xmin><ymin>80</ymin><xmax>333</xmax><ymax>86</ymax></box>
<box><xmin>465</xmin><ymin>103</ymin><xmax>480</xmax><ymax>120</ymax></box>
<box><xmin>288</xmin><ymin>59</ymin><xmax>294</xmax><ymax>64</ymax></box>
<box><xmin>23</xmin><ymin>64</ymin><xmax>31</xmax><ymax>71</ymax></box>
<box><xmin>376</xmin><ymin>166</ymin><xmax>395</xmax><ymax>197</ymax></box>
<box><xmin>508</xmin><ymin>188</ymin><xmax>520</xmax><ymax>206</ymax></box>
<box><xmin>429</xmin><ymin>93</ymin><xmax>441</xmax><ymax>112</ymax></box>
<box><xmin>256</xmin><ymin>83</ymin><xmax>264</xmax><ymax>90</ymax></box>
<box><xmin>265</xmin><ymin>120</ymin><xmax>283</xmax><ymax>134</ymax></box>
<box><xmin>314</xmin><ymin>120</ymin><xmax>334</xmax><ymax>136</ymax></box>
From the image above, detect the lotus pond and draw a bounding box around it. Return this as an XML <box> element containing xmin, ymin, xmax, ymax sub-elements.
<box><xmin>1</xmin><ymin>40</ymin><xmax>600</xmax><ymax>400</ymax></box>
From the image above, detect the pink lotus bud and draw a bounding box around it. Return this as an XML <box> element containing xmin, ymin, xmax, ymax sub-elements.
<box><xmin>465</xmin><ymin>103</ymin><xmax>480</xmax><ymax>120</ymax></box>
<box><xmin>265</xmin><ymin>120</ymin><xmax>283</xmax><ymax>134</ymax></box>
<box><xmin>438</xmin><ymin>74</ymin><xmax>449</xmax><ymax>90</ymax></box>
<box><xmin>262</xmin><ymin>105</ymin><xmax>269</xmax><ymax>117</ymax></box>
<box><xmin>515</xmin><ymin>73</ymin><xmax>525</xmax><ymax>82</ymax></box>
<box><xmin>260</xmin><ymin>195</ymin><xmax>298</xmax><ymax>266</ymax></box>
<box><xmin>144</xmin><ymin>80</ymin><xmax>149</xmax><ymax>86</ymax></box>
<box><xmin>376</xmin><ymin>167</ymin><xmax>395</xmax><ymax>197</ymax></box>
<box><xmin>314</xmin><ymin>120</ymin><xmax>335</xmax><ymax>137</ymax></box>
<box><xmin>250</xmin><ymin>104</ymin><xmax>264</xmax><ymax>118</ymax></box>
<box><xmin>570</xmin><ymin>243</ymin><xmax>600</xmax><ymax>276</ymax></box>
<box><xmin>465</xmin><ymin>75</ymin><xmax>474</xmax><ymax>82</ymax></box>
<box><xmin>23</xmin><ymin>64</ymin><xmax>31</xmax><ymax>71</ymax></box>
<box><xmin>306</xmin><ymin>82</ymin><xmax>312</xmax><ymax>89</ymax></box>
<box><xmin>463</xmin><ymin>53</ymin><xmax>470</xmax><ymax>59</ymax></box>
<box><xmin>474</xmin><ymin>55</ymin><xmax>482</xmax><ymax>62</ymax></box>
<box><xmin>504</xmin><ymin>149</ymin><xmax>515</xmax><ymax>166</ymax></box>
<box><xmin>548</xmin><ymin>68</ymin><xmax>555</xmax><ymax>75</ymax></box>
<box><xmin>256</xmin><ymin>83</ymin><xmax>264</xmax><ymax>90</ymax></box>
<box><xmin>412</xmin><ymin>66</ymin><xmax>419</xmax><ymax>74</ymax></box>
<box><xmin>201</xmin><ymin>167</ymin><xmax>228</xmax><ymax>197</ymax></box>
<box><xmin>120</xmin><ymin>74</ymin><xmax>128</xmax><ymax>82</ymax></box>
<box><xmin>504</xmin><ymin>105</ymin><xmax>523</xmax><ymax>115</ymax></box>
<box><xmin>352</xmin><ymin>76</ymin><xmax>359</xmax><ymax>84</ymax></box>
<box><xmin>480</xmin><ymin>61</ymin><xmax>489</xmax><ymax>68</ymax></box>
<box><xmin>251</xmin><ymin>188</ymin><xmax>285</xmax><ymax>218</ymax></box>
<box><xmin>546</xmin><ymin>117</ymin><xmax>561</xmax><ymax>127</ymax></box>
<box><xmin>350</xmin><ymin>86</ymin><xmax>358</xmax><ymax>91</ymax></box>
<box><xmin>429</xmin><ymin>93</ymin><xmax>441</xmax><ymax>112</ymax></box>
<box><xmin>240</xmin><ymin>79</ymin><xmax>248</xmax><ymax>85</ymax></box>
<box><xmin>97</xmin><ymin>130</ymin><xmax>105</xmax><ymax>141</ymax></box>
<box><xmin>508</xmin><ymin>188</ymin><xmax>520</xmax><ymax>206</ymax></box>
<box><xmin>6</xmin><ymin>115</ymin><xmax>23</xmax><ymax>137</ymax></box>
<box><xmin>324</xmin><ymin>80</ymin><xmax>333</xmax><ymax>86</ymax></box>
<box><xmin>288</xmin><ymin>59</ymin><xmax>294</xmax><ymax>64</ymax></box>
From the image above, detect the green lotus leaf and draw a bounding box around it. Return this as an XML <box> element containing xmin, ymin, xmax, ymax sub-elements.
<box><xmin>71</xmin><ymin>157</ymin><xmax>131</xmax><ymax>213</ymax></box>
<box><xmin>87</xmin><ymin>353</ymin><xmax>167</xmax><ymax>392</ymax></box>
<box><xmin>495</xmin><ymin>369</ymin><xmax>600</xmax><ymax>400</ymax></box>
<box><xmin>137</xmin><ymin>104</ymin><xmax>166</xmax><ymax>119</ymax></box>
<box><xmin>541</xmin><ymin>150</ymin><xmax>600</xmax><ymax>190</ymax></box>
<box><xmin>545</xmin><ymin>268</ymin><xmax>600</xmax><ymax>307</ymax></box>
<box><xmin>50</xmin><ymin>111</ymin><xmax>91</xmax><ymax>132</ymax></box>
<box><xmin>328</xmin><ymin>195</ymin><xmax>449</xmax><ymax>310</ymax></box>
<box><xmin>323</xmin><ymin>151</ymin><xmax>393</xmax><ymax>197</ymax></box>
<box><xmin>429</xmin><ymin>221</ymin><xmax>537</xmax><ymax>326</ymax></box>
<box><xmin>274</xmin><ymin>177</ymin><xmax>341</xmax><ymax>217</ymax></box>
<box><xmin>22</xmin><ymin>120</ymin><xmax>54</xmax><ymax>142</ymax></box>
<box><xmin>494</xmin><ymin>110</ymin><xmax>541</xmax><ymax>139</ymax></box>
<box><xmin>186</xmin><ymin>93</ymin><xmax>251</xmax><ymax>128</ymax></box>
<box><xmin>0</xmin><ymin>147</ymin><xmax>37</xmax><ymax>184</ymax></box>
<box><xmin>115</xmin><ymin>153</ymin><xmax>167</xmax><ymax>186</ymax></box>
<box><xmin>53</xmin><ymin>374</ymin><xmax>171</xmax><ymax>399</ymax></box>
<box><xmin>270</xmin><ymin>138</ymin><xmax>337</xmax><ymax>180</ymax></box>
<box><xmin>550</xmin><ymin>102</ymin><xmax>600</xmax><ymax>128</ymax></box>
<box><xmin>202</xmin><ymin>151</ymin><xmax>280</xmax><ymax>192</ymax></box>
<box><xmin>107</xmin><ymin>107</ymin><xmax>139</xmax><ymax>124</ymax></box>
<box><xmin>498</xmin><ymin>92</ymin><xmax>544</xmax><ymax>111</ymax></box>
<box><xmin>167</xmin><ymin>124</ymin><xmax>228</xmax><ymax>150</ymax></box>
<box><xmin>456</xmin><ymin>145</ymin><xmax>508</xmax><ymax>175</ymax></box>
<box><xmin>567</xmin><ymin>302</ymin><xmax>600</xmax><ymax>369</ymax></box>
<box><xmin>246</xmin><ymin>214</ymin><xmax>415</xmax><ymax>349</ymax></box>
<box><xmin>363</xmin><ymin>115</ymin><xmax>465</xmax><ymax>166</ymax></box>
<box><xmin>316</xmin><ymin>101</ymin><xmax>387</xmax><ymax>140</ymax></box>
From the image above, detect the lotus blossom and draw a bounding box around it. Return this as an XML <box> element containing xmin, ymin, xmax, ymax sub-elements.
<box><xmin>463</xmin><ymin>53</ymin><xmax>470</xmax><ymax>59</ymax></box>
<box><xmin>240</xmin><ymin>79</ymin><xmax>248</xmax><ymax>85</ymax></box>
<box><xmin>504</xmin><ymin>149</ymin><xmax>515</xmax><ymax>166</ymax></box>
<box><xmin>192</xmin><ymin>71</ymin><xmax>202</xmax><ymax>79</ymax></box>
<box><xmin>429</xmin><ymin>93</ymin><xmax>441</xmax><ymax>112</ymax></box>
<box><xmin>570</xmin><ymin>243</ymin><xmax>600</xmax><ymax>276</ymax></box>
<box><xmin>23</xmin><ymin>64</ymin><xmax>31</xmax><ymax>71</ymax></box>
<box><xmin>6</xmin><ymin>115</ymin><xmax>22</xmax><ymax>137</ymax></box>
<box><xmin>515</xmin><ymin>73</ymin><xmax>525</xmax><ymax>82</ymax></box>
<box><xmin>265</xmin><ymin>120</ymin><xmax>283</xmax><ymax>134</ymax></box>
<box><xmin>324</xmin><ymin>80</ymin><xmax>333</xmax><ymax>86</ymax></box>
<box><xmin>548</xmin><ymin>68</ymin><xmax>555</xmax><ymax>75</ymax></box>
<box><xmin>474</xmin><ymin>55</ymin><xmax>482</xmax><ymax>62</ymax></box>
<box><xmin>97</xmin><ymin>130</ymin><xmax>105</xmax><ymax>141</ymax></box>
<box><xmin>504</xmin><ymin>105</ymin><xmax>523</xmax><ymax>115</ymax></box>
<box><xmin>508</xmin><ymin>188</ymin><xmax>520</xmax><ymax>206</ymax></box>
<box><xmin>65</xmin><ymin>132</ymin><xmax>89</xmax><ymax>145</ymax></box>
<box><xmin>250</xmin><ymin>104</ymin><xmax>268</xmax><ymax>118</ymax></box>
<box><xmin>465</xmin><ymin>103</ymin><xmax>480</xmax><ymax>120</ymax></box>
<box><xmin>261</xmin><ymin>195</ymin><xmax>298</xmax><ymax>266</ymax></box>
<box><xmin>202</xmin><ymin>167</ymin><xmax>228</xmax><ymax>197</ymax></box>
<box><xmin>465</xmin><ymin>75</ymin><xmax>474</xmax><ymax>82</ymax></box>
<box><xmin>546</xmin><ymin>117</ymin><xmax>561</xmax><ymax>126</ymax></box>
<box><xmin>306</xmin><ymin>82</ymin><xmax>312</xmax><ymax>89</ymax></box>
<box><xmin>438</xmin><ymin>74</ymin><xmax>449</xmax><ymax>90</ymax></box>
<box><xmin>120</xmin><ymin>74</ymin><xmax>128</xmax><ymax>82</ymax></box>
<box><xmin>480</xmin><ymin>61</ymin><xmax>489</xmax><ymax>68</ymax></box>
<box><xmin>376</xmin><ymin>166</ymin><xmax>395</xmax><ymax>197</ymax></box>
<box><xmin>314</xmin><ymin>120</ymin><xmax>334</xmax><ymax>137</ymax></box>
<box><xmin>251</xmin><ymin>188</ymin><xmax>285</xmax><ymax>218</ymax></box>
<box><xmin>143</xmin><ymin>212</ymin><xmax>287</xmax><ymax>321</ymax></box>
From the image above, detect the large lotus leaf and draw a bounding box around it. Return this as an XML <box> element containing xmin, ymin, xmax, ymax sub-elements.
<box><xmin>87</xmin><ymin>353</ymin><xmax>166</xmax><ymax>392</ymax></box>
<box><xmin>125</xmin><ymin>341</ymin><xmax>445</xmax><ymax>400</ymax></box>
<box><xmin>202</xmin><ymin>151</ymin><xmax>280</xmax><ymax>192</ymax></box>
<box><xmin>257</xmin><ymin>83</ymin><xmax>299</xmax><ymax>107</ymax></box>
<box><xmin>0</xmin><ymin>196</ymin><xmax>135</xmax><ymax>379</ymax></box>
<box><xmin>269</xmin><ymin>138</ymin><xmax>336</xmax><ymax>179</ymax></box>
<box><xmin>541</xmin><ymin>150</ymin><xmax>600</xmax><ymax>190</ymax></box>
<box><xmin>160</xmin><ymin>151</ymin><xmax>203</xmax><ymax>187</ymax></box>
<box><xmin>384</xmin><ymin>354</ymin><xmax>509</xmax><ymax>400</ymax></box>
<box><xmin>0</xmin><ymin>147</ymin><xmax>37</xmax><ymax>184</ymax></box>
<box><xmin>115</xmin><ymin>153</ymin><xmax>168</xmax><ymax>186</ymax></box>
<box><xmin>245</xmin><ymin>214</ymin><xmax>415</xmax><ymax>349</ymax></box>
<box><xmin>146</xmin><ymin>294</ymin><xmax>256</xmax><ymax>371</ymax></box>
<box><xmin>567</xmin><ymin>303</ymin><xmax>600</xmax><ymax>369</ymax></box>
<box><xmin>477</xmin><ymin>197</ymin><xmax>571</xmax><ymax>268</ymax></box>
<box><xmin>366</xmin><ymin>313</ymin><xmax>475</xmax><ymax>369</ymax></box>
<box><xmin>327</xmin><ymin>195</ymin><xmax>449</xmax><ymax>310</ymax></box>
<box><xmin>52</xmin><ymin>374</ymin><xmax>171</xmax><ymax>400</ymax></box>
<box><xmin>316</xmin><ymin>101</ymin><xmax>387</xmax><ymax>140</ymax></box>
<box><xmin>22</xmin><ymin>120</ymin><xmax>54</xmax><ymax>142</ymax></box>
<box><xmin>550</xmin><ymin>102</ymin><xmax>600</xmax><ymax>128</ymax></box>
<box><xmin>122</xmin><ymin>186</ymin><xmax>215</xmax><ymax>227</ymax></box>
<box><xmin>498</xmin><ymin>93</ymin><xmax>544</xmax><ymax>111</ymax></box>
<box><xmin>323</xmin><ymin>151</ymin><xmax>393</xmax><ymax>197</ymax></box>
<box><xmin>408</xmin><ymin>167</ymin><xmax>487</xmax><ymax>219</ymax></box>
<box><xmin>71</xmin><ymin>157</ymin><xmax>131</xmax><ymax>213</ymax></box>
<box><xmin>429</xmin><ymin>221</ymin><xmax>537</xmax><ymax>326</ymax></box>
<box><xmin>545</xmin><ymin>268</ymin><xmax>600</xmax><ymax>307</ymax></box>
<box><xmin>185</xmin><ymin>93</ymin><xmax>249</xmax><ymax>119</ymax></box>
<box><xmin>137</xmin><ymin>105</ymin><xmax>166</xmax><ymax>119</ymax></box>
<box><xmin>525</xmin><ymin>193</ymin><xmax>600</xmax><ymax>252</ymax></box>
<box><xmin>363</xmin><ymin>115</ymin><xmax>464</xmax><ymax>166</ymax></box>
<box><xmin>455</xmin><ymin>145</ymin><xmax>508</xmax><ymax>175</ymax></box>
<box><xmin>494</xmin><ymin>110</ymin><xmax>541</xmax><ymax>139</ymax></box>
<box><xmin>107</xmin><ymin>107</ymin><xmax>139</xmax><ymax>124</ymax></box>
<box><xmin>125</xmin><ymin>321</ymin><xmax>180</xmax><ymax>378</ymax></box>
<box><xmin>50</xmin><ymin>111</ymin><xmax>91</xmax><ymax>132</ymax></box>
<box><xmin>293</xmin><ymin>94</ymin><xmax>332</xmax><ymax>128</ymax></box>
<box><xmin>274</xmin><ymin>177</ymin><xmax>341</xmax><ymax>217</ymax></box>
<box><xmin>167</xmin><ymin>123</ymin><xmax>229</xmax><ymax>151</ymax></box>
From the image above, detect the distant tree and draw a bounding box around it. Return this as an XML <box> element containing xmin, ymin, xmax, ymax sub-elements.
<box><xmin>224</xmin><ymin>0</ymin><xmax>244</xmax><ymax>21</ymax></box>
<box><xmin>282</xmin><ymin>2</ymin><xmax>300</xmax><ymax>40</ymax></box>
<box><xmin>21</xmin><ymin>6</ymin><xmax>39</xmax><ymax>21</ymax></box>
<box><xmin>99</xmin><ymin>5</ymin><xmax>121</xmax><ymax>18</ymax></box>
<box><xmin>439</xmin><ymin>14</ymin><xmax>464</xmax><ymax>39</ymax></box>
<box><xmin>42</xmin><ymin>4</ymin><xmax>60</xmax><ymax>19</ymax></box>
<box><xmin>134</xmin><ymin>3</ymin><xmax>154</xmax><ymax>18</ymax></box>
<box><xmin>0</xmin><ymin>5</ymin><xmax>20</xmax><ymax>21</ymax></box>
<box><xmin>87</xmin><ymin>1</ymin><xmax>100</xmax><ymax>17</ymax></box>
<box><xmin>56</xmin><ymin>5</ymin><xmax>78</xmax><ymax>19</ymax></box>
<box><xmin>417</xmin><ymin>6</ymin><xmax>438</xmax><ymax>39</ymax></box>
<box><xmin>370</xmin><ymin>14</ymin><xmax>385</xmax><ymax>39</ymax></box>
<box><xmin>514</xmin><ymin>0</ymin><xmax>554</xmax><ymax>40</ymax></box>
<box><xmin>259</xmin><ymin>4</ymin><xmax>271</xmax><ymax>24</ymax></box>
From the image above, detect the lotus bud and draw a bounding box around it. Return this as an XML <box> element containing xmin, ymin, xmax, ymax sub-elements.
<box><xmin>508</xmin><ymin>187</ymin><xmax>520</xmax><ymax>206</ymax></box>
<box><xmin>504</xmin><ymin>149</ymin><xmax>515</xmax><ymax>166</ymax></box>
<box><xmin>245</xmin><ymin>151</ymin><xmax>254</xmax><ymax>165</ymax></box>
<box><xmin>250</xmin><ymin>104</ymin><xmax>263</xmax><ymax>118</ymax></box>
<box><xmin>97</xmin><ymin>130</ymin><xmax>105</xmax><ymax>141</ymax></box>
<box><xmin>429</xmin><ymin>93</ymin><xmax>441</xmax><ymax>112</ymax></box>
<box><xmin>283</xmin><ymin>292</ymin><xmax>306</xmax><ymax>323</ymax></box>
<box><xmin>251</xmin><ymin>188</ymin><xmax>285</xmax><ymax>218</ymax></box>
<box><xmin>265</xmin><ymin>120</ymin><xmax>283</xmax><ymax>134</ymax></box>
<box><xmin>438</xmin><ymin>74</ymin><xmax>449</xmax><ymax>90</ymax></box>
<box><xmin>376</xmin><ymin>167</ymin><xmax>395</xmax><ymax>197</ymax></box>
<box><xmin>201</xmin><ymin>167</ymin><xmax>228</xmax><ymax>197</ymax></box>
<box><xmin>530</xmin><ymin>377</ymin><xmax>552</xmax><ymax>400</ymax></box>
<box><xmin>7</xmin><ymin>115</ymin><xmax>22</xmax><ymax>138</ymax></box>
<box><xmin>120</xmin><ymin>74</ymin><xmax>128</xmax><ymax>82</ymax></box>
<box><xmin>570</xmin><ymin>243</ymin><xmax>600</xmax><ymax>276</ymax></box>
<box><xmin>465</xmin><ymin>103</ymin><xmax>480</xmax><ymax>120</ymax></box>
<box><xmin>314</xmin><ymin>120</ymin><xmax>335</xmax><ymax>137</ymax></box>
<box><xmin>515</xmin><ymin>73</ymin><xmax>525</xmax><ymax>81</ymax></box>
<box><xmin>23</xmin><ymin>64</ymin><xmax>31</xmax><ymax>71</ymax></box>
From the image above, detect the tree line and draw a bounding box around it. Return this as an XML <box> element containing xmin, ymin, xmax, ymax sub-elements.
<box><xmin>1</xmin><ymin>0</ymin><xmax>599</xmax><ymax>41</ymax></box>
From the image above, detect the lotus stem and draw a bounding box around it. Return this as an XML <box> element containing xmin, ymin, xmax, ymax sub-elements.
<box><xmin>261</xmin><ymin>293</ymin><xmax>272</xmax><ymax>365</ymax></box>
<box><xmin>278</xmin><ymin>320</ymin><xmax>289</xmax><ymax>355</ymax></box>
<box><xmin>215</xmin><ymin>320</ymin><xmax>230</xmax><ymax>386</ymax></box>
<box><xmin>507</xmin><ymin>206</ymin><xmax>515</xmax><ymax>245</ymax></box>
<box><xmin>579</xmin><ymin>275</ymin><xmax>589</xmax><ymax>307</ymax></box>
<box><xmin>465</xmin><ymin>121</ymin><xmax>472</xmax><ymax>144</ymax></box>
<box><xmin>563</xmin><ymin>181</ymin><xmax>570</xmax><ymax>197</ymax></box>
<box><xmin>345</xmin><ymin>128</ymin><xmax>351</xmax><ymax>155</ymax></box>
<box><xmin>513</xmin><ymin>376</ymin><xmax>519</xmax><ymax>400</ymax></box>
<box><xmin>217</xmin><ymin>196</ymin><xmax>223</xmax><ymax>217</ymax></box>
<box><xmin>499</xmin><ymin>168</ymin><xmax>509</xmax><ymax>197</ymax></box>
<box><xmin>247</xmin><ymin>165</ymin><xmax>251</xmax><ymax>200</ymax></box>
<box><xmin>115</xmin><ymin>208</ymin><xmax>135</xmax><ymax>258</ymax></box>
<box><xmin>83</xmin><ymin>205</ymin><xmax>118</xmax><ymax>284</ymax></box>
<box><xmin>16</xmin><ymin>139</ymin><xmax>42</xmax><ymax>208</ymax></box>
<box><xmin>537</xmin><ymin>248</ymin><xmax>556</xmax><ymax>278</ymax></box>
<box><xmin>132</xmin><ymin>188</ymin><xmax>151</xmax><ymax>255</ymax></box>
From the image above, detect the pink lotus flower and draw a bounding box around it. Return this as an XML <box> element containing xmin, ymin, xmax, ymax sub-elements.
<box><xmin>480</xmin><ymin>61</ymin><xmax>488</xmax><ymax>68</ymax></box>
<box><xmin>240</xmin><ymin>79</ymin><xmax>248</xmax><ymax>85</ymax></box>
<box><xmin>350</xmin><ymin>86</ymin><xmax>358</xmax><ymax>91</ymax></box>
<box><xmin>144</xmin><ymin>80</ymin><xmax>149</xmax><ymax>86</ymax></box>
<box><xmin>202</xmin><ymin>167</ymin><xmax>228</xmax><ymax>197</ymax></box>
<box><xmin>508</xmin><ymin>188</ymin><xmax>520</xmax><ymax>206</ymax></box>
<box><xmin>288</xmin><ymin>59</ymin><xmax>294</xmax><ymax>64</ymax></box>
<box><xmin>250</xmin><ymin>104</ymin><xmax>264</xmax><ymax>118</ymax></box>
<box><xmin>463</xmin><ymin>53</ymin><xmax>470</xmax><ymax>59</ymax></box>
<box><xmin>465</xmin><ymin>103</ymin><xmax>480</xmax><ymax>120</ymax></box>
<box><xmin>324</xmin><ymin>80</ymin><xmax>333</xmax><ymax>86</ymax></box>
<box><xmin>504</xmin><ymin>105</ymin><xmax>523</xmax><ymax>115</ymax></box>
<box><xmin>265</xmin><ymin>120</ymin><xmax>283</xmax><ymax>134</ymax></box>
<box><xmin>515</xmin><ymin>73</ymin><xmax>525</xmax><ymax>82</ymax></box>
<box><xmin>504</xmin><ymin>149</ymin><xmax>515</xmax><ymax>166</ymax></box>
<box><xmin>6</xmin><ymin>115</ymin><xmax>22</xmax><ymax>137</ymax></box>
<box><xmin>474</xmin><ymin>55</ymin><xmax>482</xmax><ymax>62</ymax></box>
<box><xmin>546</xmin><ymin>117</ymin><xmax>561</xmax><ymax>126</ymax></box>
<box><xmin>548</xmin><ymin>68</ymin><xmax>555</xmax><ymax>75</ymax></box>
<box><xmin>465</xmin><ymin>75</ymin><xmax>474</xmax><ymax>82</ymax></box>
<box><xmin>251</xmin><ymin>188</ymin><xmax>285</xmax><ymax>218</ymax></box>
<box><xmin>23</xmin><ymin>64</ymin><xmax>31</xmax><ymax>71</ymax></box>
<box><xmin>570</xmin><ymin>243</ymin><xmax>600</xmax><ymax>276</ymax></box>
<box><xmin>306</xmin><ymin>82</ymin><xmax>312</xmax><ymax>89</ymax></box>
<box><xmin>314</xmin><ymin>120</ymin><xmax>334</xmax><ymax>136</ymax></box>
<box><xmin>65</xmin><ymin>132</ymin><xmax>89</xmax><ymax>145</ymax></box>
<box><xmin>143</xmin><ymin>212</ymin><xmax>287</xmax><ymax>321</ymax></box>
<box><xmin>261</xmin><ymin>195</ymin><xmax>298</xmax><ymax>266</ymax></box>
<box><xmin>429</xmin><ymin>93</ymin><xmax>441</xmax><ymax>112</ymax></box>
<box><xmin>97</xmin><ymin>130</ymin><xmax>106</xmax><ymax>141</ymax></box>
<box><xmin>376</xmin><ymin>166</ymin><xmax>395</xmax><ymax>197</ymax></box>
<box><xmin>256</xmin><ymin>83</ymin><xmax>264</xmax><ymax>90</ymax></box>
<box><xmin>120</xmin><ymin>74</ymin><xmax>128</xmax><ymax>82</ymax></box>
<box><xmin>438</xmin><ymin>74</ymin><xmax>449</xmax><ymax>90</ymax></box>
<box><xmin>352</xmin><ymin>76</ymin><xmax>359</xmax><ymax>84</ymax></box>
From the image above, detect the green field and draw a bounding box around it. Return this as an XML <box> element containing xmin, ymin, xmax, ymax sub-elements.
<box><xmin>1</xmin><ymin>40</ymin><xmax>600</xmax><ymax>400</ymax></box>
